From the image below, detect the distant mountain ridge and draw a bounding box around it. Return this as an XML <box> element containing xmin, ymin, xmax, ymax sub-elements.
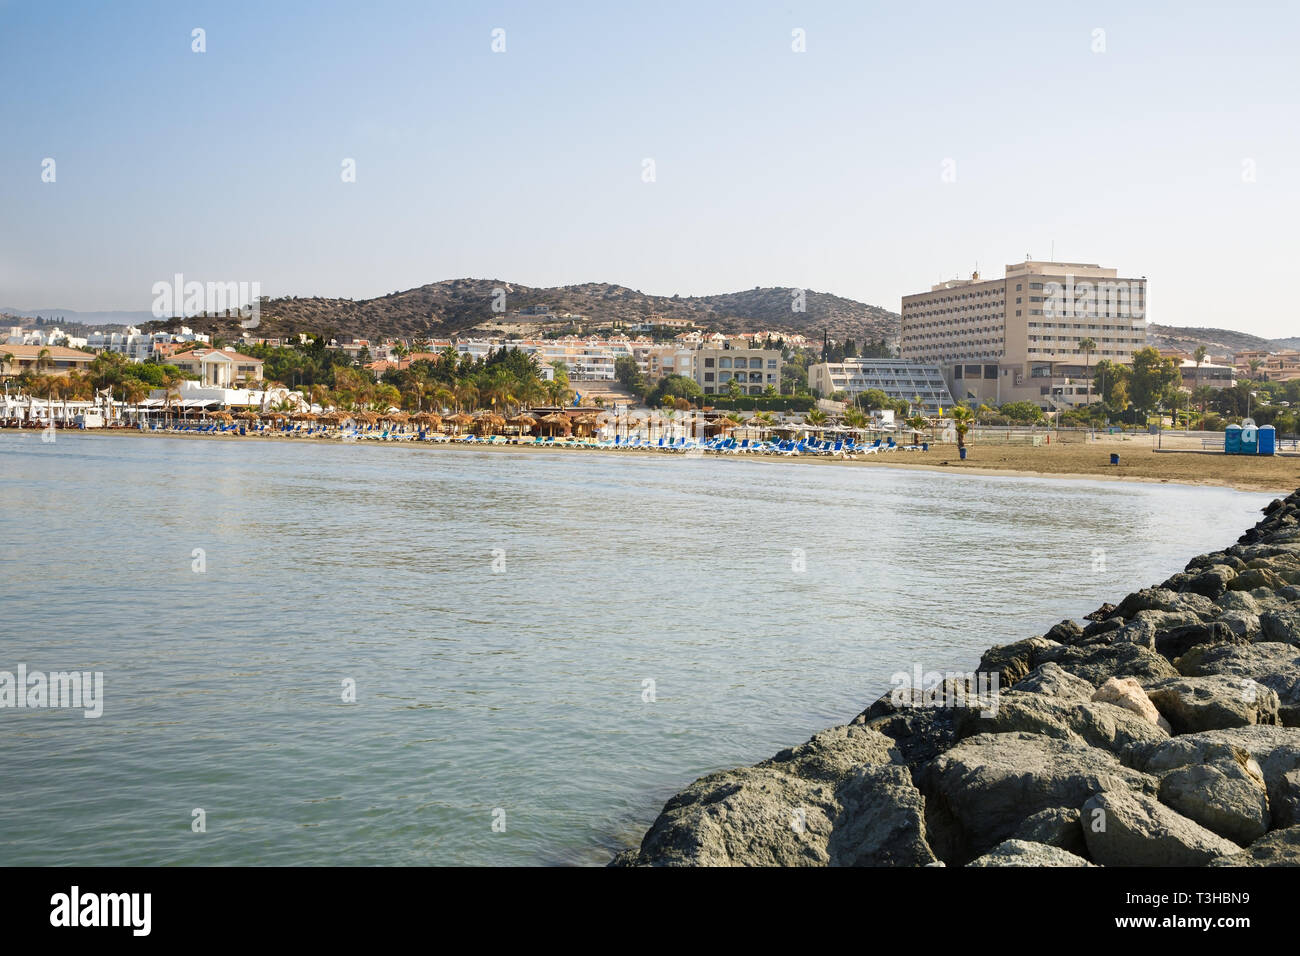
<box><xmin>138</xmin><ymin>279</ymin><xmax>903</xmax><ymax>345</ymax></box>
<box><xmin>1</xmin><ymin>307</ymin><xmax>157</xmax><ymax>327</ymax></box>
<box><xmin>1146</xmin><ymin>324</ymin><xmax>1300</xmax><ymax>356</ymax></box>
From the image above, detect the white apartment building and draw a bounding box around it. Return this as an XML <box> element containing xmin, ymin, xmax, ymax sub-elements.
<box><xmin>807</xmin><ymin>359</ymin><xmax>956</xmax><ymax>415</ymax></box>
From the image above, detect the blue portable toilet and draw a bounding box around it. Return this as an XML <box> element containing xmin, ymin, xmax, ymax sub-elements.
<box><xmin>1225</xmin><ymin>424</ymin><xmax>1243</xmax><ymax>454</ymax></box>
<box><xmin>1258</xmin><ymin>425</ymin><xmax>1277</xmax><ymax>456</ymax></box>
<box><xmin>1241</xmin><ymin>421</ymin><xmax>1260</xmax><ymax>455</ymax></box>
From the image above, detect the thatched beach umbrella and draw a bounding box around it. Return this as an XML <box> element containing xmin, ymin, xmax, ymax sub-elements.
<box><xmin>448</xmin><ymin>412</ymin><xmax>474</xmax><ymax>434</ymax></box>
<box><xmin>572</xmin><ymin>413</ymin><xmax>599</xmax><ymax>438</ymax></box>
<box><xmin>474</xmin><ymin>412</ymin><xmax>506</xmax><ymax>435</ymax></box>
<box><xmin>234</xmin><ymin>410</ymin><xmax>259</xmax><ymax>420</ymax></box>
<box><xmin>507</xmin><ymin>413</ymin><xmax>536</xmax><ymax>435</ymax></box>
<box><xmin>538</xmin><ymin>412</ymin><xmax>571</xmax><ymax>437</ymax></box>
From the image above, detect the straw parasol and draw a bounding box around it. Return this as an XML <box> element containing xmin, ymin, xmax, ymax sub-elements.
<box><xmin>447</xmin><ymin>412</ymin><xmax>474</xmax><ymax>434</ymax></box>
<box><xmin>234</xmin><ymin>410</ymin><xmax>259</xmax><ymax>420</ymax></box>
<box><xmin>291</xmin><ymin>411</ymin><xmax>317</xmax><ymax>422</ymax></box>
<box><xmin>473</xmin><ymin>412</ymin><xmax>506</xmax><ymax>434</ymax></box>
<box><xmin>507</xmin><ymin>413</ymin><xmax>536</xmax><ymax>434</ymax></box>
<box><xmin>385</xmin><ymin>411</ymin><xmax>410</xmax><ymax>423</ymax></box>
<box><xmin>538</xmin><ymin>412</ymin><xmax>571</xmax><ymax>436</ymax></box>
<box><xmin>571</xmin><ymin>413</ymin><xmax>599</xmax><ymax>437</ymax></box>
<box><xmin>411</xmin><ymin>411</ymin><xmax>442</xmax><ymax>426</ymax></box>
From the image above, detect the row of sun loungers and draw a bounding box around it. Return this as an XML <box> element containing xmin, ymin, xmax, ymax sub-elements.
<box><xmin>141</xmin><ymin>421</ymin><xmax>930</xmax><ymax>456</ymax></box>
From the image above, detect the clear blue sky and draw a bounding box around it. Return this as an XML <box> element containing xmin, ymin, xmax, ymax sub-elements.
<box><xmin>2</xmin><ymin>0</ymin><xmax>1297</xmax><ymax>337</ymax></box>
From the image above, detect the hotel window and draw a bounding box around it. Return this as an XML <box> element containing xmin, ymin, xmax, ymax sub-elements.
<box><xmin>720</xmin><ymin>358</ymin><xmax>732</xmax><ymax>369</ymax></box>
<box><xmin>703</xmin><ymin>372</ymin><xmax>714</xmax><ymax>382</ymax></box>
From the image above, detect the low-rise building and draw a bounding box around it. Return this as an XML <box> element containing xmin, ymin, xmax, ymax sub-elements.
<box><xmin>807</xmin><ymin>358</ymin><xmax>956</xmax><ymax>415</ymax></box>
<box><xmin>0</xmin><ymin>344</ymin><xmax>96</xmax><ymax>377</ymax></box>
<box><xmin>163</xmin><ymin>347</ymin><xmax>265</xmax><ymax>387</ymax></box>
<box><xmin>693</xmin><ymin>347</ymin><xmax>781</xmax><ymax>396</ymax></box>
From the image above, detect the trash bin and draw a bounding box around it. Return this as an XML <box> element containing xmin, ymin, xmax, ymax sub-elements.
<box><xmin>959</xmin><ymin>447</ymin><xmax>967</xmax><ymax>460</ymax></box>
<box><xmin>1225</xmin><ymin>425</ymin><xmax>1243</xmax><ymax>455</ymax></box>
<box><xmin>1110</xmin><ymin>453</ymin><xmax>1120</xmax><ymax>465</ymax></box>
<box><xmin>1259</xmin><ymin>425</ymin><xmax>1277</xmax><ymax>456</ymax></box>
<box><xmin>921</xmin><ymin>442</ymin><xmax>929</xmax><ymax>452</ymax></box>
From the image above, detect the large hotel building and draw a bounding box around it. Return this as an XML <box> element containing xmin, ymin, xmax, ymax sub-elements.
<box><xmin>900</xmin><ymin>260</ymin><xmax>1147</xmax><ymax>409</ymax></box>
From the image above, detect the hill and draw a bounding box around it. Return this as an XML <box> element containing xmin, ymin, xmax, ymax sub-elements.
<box><xmin>1146</xmin><ymin>324</ymin><xmax>1300</xmax><ymax>357</ymax></box>
<box><xmin>141</xmin><ymin>279</ymin><xmax>902</xmax><ymax>345</ymax></box>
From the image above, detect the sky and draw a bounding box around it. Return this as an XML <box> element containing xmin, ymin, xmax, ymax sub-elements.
<box><xmin>2</xmin><ymin>0</ymin><xmax>1298</xmax><ymax>337</ymax></box>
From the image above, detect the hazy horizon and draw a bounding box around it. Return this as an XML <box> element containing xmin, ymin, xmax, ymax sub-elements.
<box><xmin>3</xmin><ymin>0</ymin><xmax>1297</xmax><ymax>337</ymax></box>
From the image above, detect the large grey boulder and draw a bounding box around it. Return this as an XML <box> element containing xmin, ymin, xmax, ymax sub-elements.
<box><xmin>1036</xmin><ymin>642</ymin><xmax>1180</xmax><ymax>687</ymax></box>
<box><xmin>616</xmin><ymin>725</ymin><xmax>936</xmax><ymax>866</ymax></box>
<box><xmin>1209</xmin><ymin>826</ymin><xmax>1300</xmax><ymax>866</ymax></box>
<box><xmin>1176</xmin><ymin>642</ymin><xmax>1300</xmax><ymax>727</ymax></box>
<box><xmin>1154</xmin><ymin>745</ymin><xmax>1269</xmax><ymax>845</ymax></box>
<box><xmin>617</xmin><ymin>765</ymin><xmax>840</xmax><ymax>866</ymax></box>
<box><xmin>1124</xmin><ymin>726</ymin><xmax>1300</xmax><ymax>830</ymax></box>
<box><xmin>977</xmin><ymin>636</ymin><xmax>1060</xmax><ymax>687</ymax></box>
<box><xmin>1013</xmin><ymin>662</ymin><xmax>1097</xmax><ymax>702</ymax></box>
<box><xmin>1111</xmin><ymin>588</ymin><xmax>1180</xmax><ymax>620</ymax></box>
<box><xmin>1216</xmin><ymin>610</ymin><xmax>1262</xmax><ymax>641</ymax></box>
<box><xmin>765</xmin><ymin>723</ymin><xmax>899</xmax><ymax>781</ymax></box>
<box><xmin>1013</xmin><ymin>807</ymin><xmax>1087</xmax><ymax>857</ymax></box>
<box><xmin>1228</xmin><ymin>567</ymin><xmax>1288</xmax><ymax>592</ymax></box>
<box><xmin>827</xmin><ymin>765</ymin><xmax>940</xmax><ymax>866</ymax></box>
<box><xmin>1216</xmin><ymin>591</ymin><xmax>1262</xmax><ymax>615</ymax></box>
<box><xmin>1167</xmin><ymin>592</ymin><xmax>1220</xmax><ymax>621</ymax></box>
<box><xmin>1146</xmin><ymin>675</ymin><xmax>1280</xmax><ymax>733</ymax></box>
<box><xmin>967</xmin><ymin>839</ymin><xmax>1093</xmax><ymax>867</ymax></box>
<box><xmin>922</xmin><ymin>732</ymin><xmax>1157</xmax><ymax>863</ymax></box>
<box><xmin>953</xmin><ymin>691</ymin><xmax>1167</xmax><ymax>754</ymax></box>
<box><xmin>1154</xmin><ymin>621</ymin><xmax>1243</xmax><ymax>659</ymax></box>
<box><xmin>1081</xmin><ymin>791</ymin><xmax>1240</xmax><ymax>866</ymax></box>
<box><xmin>1182</xmin><ymin>565</ymin><xmax>1237</xmax><ymax>600</ymax></box>
<box><xmin>1260</xmin><ymin>607</ymin><xmax>1300</xmax><ymax>646</ymax></box>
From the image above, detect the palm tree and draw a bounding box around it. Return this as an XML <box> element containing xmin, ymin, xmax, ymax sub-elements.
<box><xmin>430</xmin><ymin>385</ymin><xmax>455</xmax><ymax>414</ymax></box>
<box><xmin>453</xmin><ymin>383</ymin><xmax>479</xmax><ymax>412</ymax></box>
<box><xmin>804</xmin><ymin>408</ymin><xmax>828</xmax><ymax>426</ymax></box>
<box><xmin>1248</xmin><ymin>358</ymin><xmax>1264</xmax><ymax>382</ymax></box>
<box><xmin>951</xmin><ymin>405</ymin><xmax>975</xmax><ymax>454</ymax></box>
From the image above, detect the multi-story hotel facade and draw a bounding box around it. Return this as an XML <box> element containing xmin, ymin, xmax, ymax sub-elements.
<box><xmin>900</xmin><ymin>260</ymin><xmax>1148</xmax><ymax>410</ymax></box>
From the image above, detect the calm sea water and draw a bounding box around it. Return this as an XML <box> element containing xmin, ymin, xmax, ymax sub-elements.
<box><xmin>0</xmin><ymin>432</ymin><xmax>1271</xmax><ymax>865</ymax></box>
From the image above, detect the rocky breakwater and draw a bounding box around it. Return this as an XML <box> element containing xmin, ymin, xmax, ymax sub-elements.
<box><xmin>612</xmin><ymin>489</ymin><xmax>1300</xmax><ymax>867</ymax></box>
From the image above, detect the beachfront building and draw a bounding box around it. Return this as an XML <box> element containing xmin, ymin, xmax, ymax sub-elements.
<box><xmin>1178</xmin><ymin>359</ymin><xmax>1236</xmax><ymax>390</ymax></box>
<box><xmin>1234</xmin><ymin>349</ymin><xmax>1300</xmax><ymax>383</ymax></box>
<box><xmin>807</xmin><ymin>358</ymin><xmax>955</xmax><ymax>415</ymax></box>
<box><xmin>900</xmin><ymin>259</ymin><xmax>1148</xmax><ymax>410</ymax></box>
<box><xmin>163</xmin><ymin>347</ymin><xmax>265</xmax><ymax>387</ymax></box>
<box><xmin>692</xmin><ymin>347</ymin><xmax>781</xmax><ymax>396</ymax></box>
<box><xmin>0</xmin><ymin>344</ymin><xmax>96</xmax><ymax>377</ymax></box>
<box><xmin>633</xmin><ymin>345</ymin><xmax>698</xmax><ymax>382</ymax></box>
